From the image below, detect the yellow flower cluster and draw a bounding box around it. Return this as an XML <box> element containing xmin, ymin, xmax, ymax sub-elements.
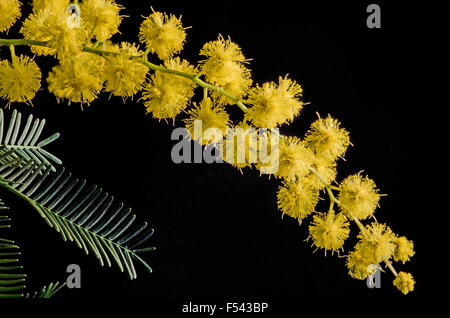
<box><xmin>103</xmin><ymin>42</ymin><xmax>148</xmax><ymax>98</ymax></box>
<box><xmin>275</xmin><ymin>136</ymin><xmax>314</xmax><ymax>181</ymax></box>
<box><xmin>47</xmin><ymin>52</ymin><xmax>104</xmax><ymax>104</ymax></box>
<box><xmin>81</xmin><ymin>0</ymin><xmax>123</xmax><ymax>42</ymax></box>
<box><xmin>338</xmin><ymin>173</ymin><xmax>380</xmax><ymax>220</ymax></box>
<box><xmin>273</xmin><ymin>115</ymin><xmax>347</xmax><ymax>222</ymax></box>
<box><xmin>0</xmin><ymin>0</ymin><xmax>21</xmax><ymax>33</ymax></box>
<box><xmin>392</xmin><ymin>236</ymin><xmax>415</xmax><ymax>264</ymax></box>
<box><xmin>277</xmin><ymin>180</ymin><xmax>319</xmax><ymax>222</ymax></box>
<box><xmin>356</xmin><ymin>222</ymin><xmax>397</xmax><ymax>265</ymax></box>
<box><xmin>308</xmin><ymin>210</ymin><xmax>350</xmax><ymax>254</ymax></box>
<box><xmin>32</xmin><ymin>0</ymin><xmax>69</xmax><ymax>13</ymax></box>
<box><xmin>245</xmin><ymin>76</ymin><xmax>303</xmax><ymax>129</ymax></box>
<box><xmin>304</xmin><ymin>114</ymin><xmax>350</xmax><ymax>161</ymax></box>
<box><xmin>139</xmin><ymin>9</ymin><xmax>186</xmax><ymax>60</ymax></box>
<box><xmin>199</xmin><ymin>35</ymin><xmax>252</xmax><ymax>106</ymax></box>
<box><xmin>0</xmin><ymin>54</ymin><xmax>41</xmax><ymax>105</ymax></box>
<box><xmin>0</xmin><ymin>2</ymin><xmax>416</xmax><ymax>294</ymax></box>
<box><xmin>21</xmin><ymin>5</ymin><xmax>88</xmax><ymax>59</ymax></box>
<box><xmin>344</xmin><ymin>221</ymin><xmax>415</xmax><ymax>294</ymax></box>
<box><xmin>142</xmin><ymin>58</ymin><xmax>196</xmax><ymax>121</ymax></box>
<box><xmin>393</xmin><ymin>271</ymin><xmax>415</xmax><ymax>295</ymax></box>
<box><xmin>1</xmin><ymin>0</ymin><xmax>134</xmax><ymax>106</ymax></box>
<box><xmin>184</xmin><ymin>98</ymin><xmax>230</xmax><ymax>145</ymax></box>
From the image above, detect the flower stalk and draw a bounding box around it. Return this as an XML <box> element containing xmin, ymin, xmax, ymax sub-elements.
<box><xmin>0</xmin><ymin>38</ymin><xmax>249</xmax><ymax>112</ymax></box>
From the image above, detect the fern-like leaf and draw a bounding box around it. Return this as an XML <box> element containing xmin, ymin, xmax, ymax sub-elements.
<box><xmin>0</xmin><ymin>109</ymin><xmax>61</xmax><ymax>172</ymax></box>
<box><xmin>25</xmin><ymin>281</ymin><xmax>66</xmax><ymax>298</ymax></box>
<box><xmin>0</xmin><ymin>199</ymin><xmax>65</xmax><ymax>298</ymax></box>
<box><xmin>0</xmin><ymin>157</ymin><xmax>155</xmax><ymax>279</ymax></box>
<box><xmin>0</xmin><ymin>200</ymin><xmax>26</xmax><ymax>298</ymax></box>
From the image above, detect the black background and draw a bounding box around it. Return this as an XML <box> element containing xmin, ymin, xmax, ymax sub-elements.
<box><xmin>1</xmin><ymin>0</ymin><xmax>428</xmax><ymax>311</ymax></box>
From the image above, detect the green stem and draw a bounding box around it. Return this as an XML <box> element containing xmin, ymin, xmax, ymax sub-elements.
<box><xmin>0</xmin><ymin>39</ymin><xmax>49</xmax><ymax>47</ymax></box>
<box><xmin>308</xmin><ymin>165</ymin><xmax>340</xmax><ymax>205</ymax></box>
<box><xmin>8</xmin><ymin>45</ymin><xmax>15</xmax><ymax>59</ymax></box>
<box><xmin>385</xmin><ymin>260</ymin><xmax>398</xmax><ymax>277</ymax></box>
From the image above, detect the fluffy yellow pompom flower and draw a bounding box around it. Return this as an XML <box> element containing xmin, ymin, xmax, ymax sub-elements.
<box><xmin>21</xmin><ymin>9</ymin><xmax>87</xmax><ymax>59</ymax></box>
<box><xmin>81</xmin><ymin>0</ymin><xmax>123</xmax><ymax>42</ymax></box>
<box><xmin>199</xmin><ymin>35</ymin><xmax>252</xmax><ymax>105</ymax></box>
<box><xmin>184</xmin><ymin>98</ymin><xmax>230</xmax><ymax>145</ymax></box>
<box><xmin>277</xmin><ymin>180</ymin><xmax>319</xmax><ymax>223</ymax></box>
<box><xmin>32</xmin><ymin>0</ymin><xmax>69</xmax><ymax>13</ymax></box>
<box><xmin>221</xmin><ymin>122</ymin><xmax>258</xmax><ymax>170</ymax></box>
<box><xmin>356</xmin><ymin>222</ymin><xmax>396</xmax><ymax>264</ymax></box>
<box><xmin>142</xmin><ymin>57</ymin><xmax>197</xmax><ymax>121</ymax></box>
<box><xmin>346</xmin><ymin>249</ymin><xmax>376</xmax><ymax>280</ymax></box>
<box><xmin>338</xmin><ymin>173</ymin><xmax>380</xmax><ymax>220</ymax></box>
<box><xmin>308</xmin><ymin>211</ymin><xmax>350</xmax><ymax>254</ymax></box>
<box><xmin>139</xmin><ymin>9</ymin><xmax>186</xmax><ymax>60</ymax></box>
<box><xmin>304</xmin><ymin>114</ymin><xmax>350</xmax><ymax>161</ymax></box>
<box><xmin>0</xmin><ymin>0</ymin><xmax>21</xmax><ymax>32</ymax></box>
<box><xmin>103</xmin><ymin>42</ymin><xmax>148</xmax><ymax>98</ymax></box>
<box><xmin>244</xmin><ymin>76</ymin><xmax>303</xmax><ymax>129</ymax></box>
<box><xmin>393</xmin><ymin>272</ymin><xmax>415</xmax><ymax>295</ymax></box>
<box><xmin>0</xmin><ymin>55</ymin><xmax>41</xmax><ymax>105</ymax></box>
<box><xmin>47</xmin><ymin>53</ymin><xmax>104</xmax><ymax>105</ymax></box>
<box><xmin>275</xmin><ymin>136</ymin><xmax>314</xmax><ymax>181</ymax></box>
<box><xmin>392</xmin><ymin>236</ymin><xmax>415</xmax><ymax>264</ymax></box>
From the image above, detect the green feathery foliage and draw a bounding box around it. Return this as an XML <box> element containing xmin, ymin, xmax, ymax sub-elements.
<box><xmin>0</xmin><ymin>109</ymin><xmax>61</xmax><ymax>172</ymax></box>
<box><xmin>0</xmin><ymin>199</ymin><xmax>26</xmax><ymax>298</ymax></box>
<box><xmin>25</xmin><ymin>281</ymin><xmax>66</xmax><ymax>298</ymax></box>
<box><xmin>0</xmin><ymin>109</ymin><xmax>155</xmax><ymax>281</ymax></box>
<box><xmin>1</xmin><ymin>199</ymin><xmax>65</xmax><ymax>298</ymax></box>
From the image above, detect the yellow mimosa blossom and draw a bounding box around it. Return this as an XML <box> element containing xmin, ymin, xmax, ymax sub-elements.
<box><xmin>303</xmin><ymin>157</ymin><xmax>337</xmax><ymax>190</ymax></box>
<box><xmin>392</xmin><ymin>236</ymin><xmax>415</xmax><ymax>264</ymax></box>
<box><xmin>103</xmin><ymin>42</ymin><xmax>148</xmax><ymax>98</ymax></box>
<box><xmin>244</xmin><ymin>76</ymin><xmax>303</xmax><ymax>128</ymax></box>
<box><xmin>139</xmin><ymin>9</ymin><xmax>186</xmax><ymax>60</ymax></box>
<box><xmin>304</xmin><ymin>115</ymin><xmax>350</xmax><ymax>161</ymax></box>
<box><xmin>184</xmin><ymin>98</ymin><xmax>230</xmax><ymax>145</ymax></box>
<box><xmin>275</xmin><ymin>136</ymin><xmax>314</xmax><ymax>181</ymax></box>
<box><xmin>393</xmin><ymin>272</ymin><xmax>415</xmax><ymax>295</ymax></box>
<box><xmin>20</xmin><ymin>9</ymin><xmax>55</xmax><ymax>56</ymax></box>
<box><xmin>47</xmin><ymin>53</ymin><xmax>104</xmax><ymax>105</ymax></box>
<box><xmin>308</xmin><ymin>211</ymin><xmax>350</xmax><ymax>253</ymax></box>
<box><xmin>142</xmin><ymin>57</ymin><xmax>197</xmax><ymax>121</ymax></box>
<box><xmin>221</xmin><ymin>122</ymin><xmax>258</xmax><ymax>170</ymax></box>
<box><xmin>356</xmin><ymin>222</ymin><xmax>396</xmax><ymax>264</ymax></box>
<box><xmin>346</xmin><ymin>249</ymin><xmax>375</xmax><ymax>280</ymax></box>
<box><xmin>199</xmin><ymin>35</ymin><xmax>252</xmax><ymax>105</ymax></box>
<box><xmin>21</xmin><ymin>9</ymin><xmax>87</xmax><ymax>59</ymax></box>
<box><xmin>32</xmin><ymin>0</ymin><xmax>69</xmax><ymax>13</ymax></box>
<box><xmin>0</xmin><ymin>0</ymin><xmax>21</xmax><ymax>32</ymax></box>
<box><xmin>81</xmin><ymin>0</ymin><xmax>123</xmax><ymax>42</ymax></box>
<box><xmin>338</xmin><ymin>173</ymin><xmax>380</xmax><ymax>220</ymax></box>
<box><xmin>0</xmin><ymin>55</ymin><xmax>41</xmax><ymax>105</ymax></box>
<box><xmin>277</xmin><ymin>180</ymin><xmax>319</xmax><ymax>223</ymax></box>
